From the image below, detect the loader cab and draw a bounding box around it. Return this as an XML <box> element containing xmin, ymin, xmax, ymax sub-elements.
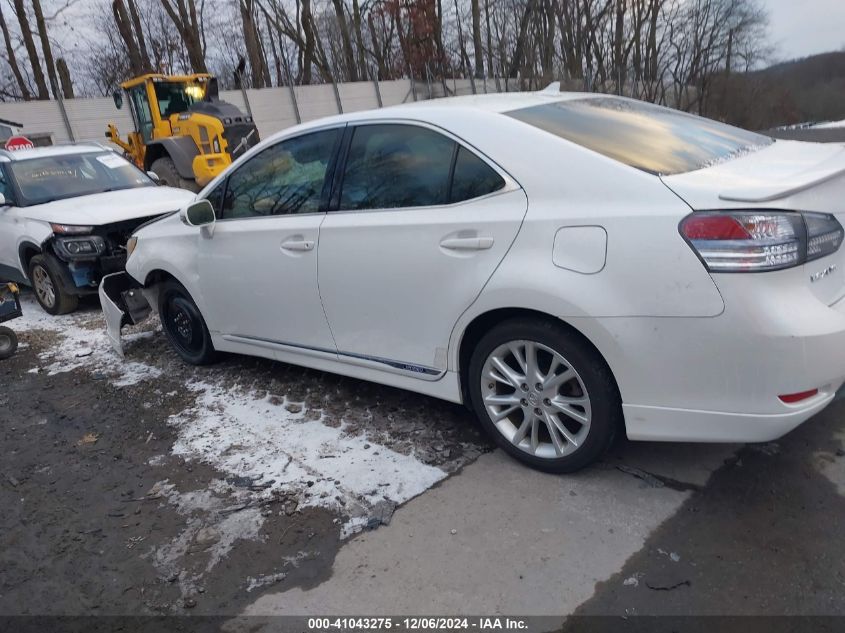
<box><xmin>119</xmin><ymin>74</ymin><xmax>211</xmax><ymax>142</ymax></box>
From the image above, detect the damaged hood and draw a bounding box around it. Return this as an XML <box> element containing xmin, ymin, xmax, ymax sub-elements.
<box><xmin>661</xmin><ymin>140</ymin><xmax>845</xmax><ymax>209</ymax></box>
<box><xmin>21</xmin><ymin>186</ymin><xmax>196</xmax><ymax>226</ymax></box>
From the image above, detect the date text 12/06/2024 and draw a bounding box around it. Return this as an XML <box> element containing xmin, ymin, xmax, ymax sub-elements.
<box><xmin>307</xmin><ymin>618</ymin><xmax>529</xmax><ymax>631</ymax></box>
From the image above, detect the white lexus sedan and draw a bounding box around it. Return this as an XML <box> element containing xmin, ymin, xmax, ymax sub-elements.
<box><xmin>101</xmin><ymin>90</ymin><xmax>845</xmax><ymax>472</ymax></box>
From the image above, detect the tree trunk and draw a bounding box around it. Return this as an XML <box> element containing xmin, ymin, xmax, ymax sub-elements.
<box><xmin>113</xmin><ymin>0</ymin><xmax>145</xmax><ymax>74</ymax></box>
<box><xmin>56</xmin><ymin>57</ymin><xmax>74</xmax><ymax>98</ymax></box>
<box><xmin>301</xmin><ymin>0</ymin><xmax>315</xmax><ymax>83</ymax></box>
<box><xmin>126</xmin><ymin>0</ymin><xmax>151</xmax><ymax>70</ymax></box>
<box><xmin>240</xmin><ymin>0</ymin><xmax>269</xmax><ymax>87</ymax></box>
<box><xmin>12</xmin><ymin>0</ymin><xmax>49</xmax><ymax>99</ymax></box>
<box><xmin>470</xmin><ymin>0</ymin><xmax>483</xmax><ymax>78</ymax></box>
<box><xmin>509</xmin><ymin>0</ymin><xmax>535</xmax><ymax>79</ymax></box>
<box><xmin>264</xmin><ymin>12</ymin><xmax>284</xmax><ymax>86</ymax></box>
<box><xmin>351</xmin><ymin>0</ymin><xmax>367</xmax><ymax>80</ymax></box>
<box><xmin>330</xmin><ymin>0</ymin><xmax>358</xmax><ymax>81</ymax></box>
<box><xmin>0</xmin><ymin>3</ymin><xmax>31</xmax><ymax>99</ymax></box>
<box><xmin>31</xmin><ymin>0</ymin><xmax>59</xmax><ymax>98</ymax></box>
<box><xmin>159</xmin><ymin>0</ymin><xmax>207</xmax><ymax>73</ymax></box>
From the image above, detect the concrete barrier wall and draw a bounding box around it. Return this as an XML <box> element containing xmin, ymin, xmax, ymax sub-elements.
<box><xmin>0</xmin><ymin>79</ymin><xmax>424</xmax><ymax>146</ymax></box>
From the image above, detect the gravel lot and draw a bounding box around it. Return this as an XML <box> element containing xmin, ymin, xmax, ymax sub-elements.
<box><xmin>0</xmin><ymin>293</ymin><xmax>491</xmax><ymax>614</ymax></box>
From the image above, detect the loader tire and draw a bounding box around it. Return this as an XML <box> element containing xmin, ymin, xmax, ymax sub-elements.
<box><xmin>0</xmin><ymin>326</ymin><xmax>17</xmax><ymax>359</ymax></box>
<box><xmin>150</xmin><ymin>157</ymin><xmax>199</xmax><ymax>192</ymax></box>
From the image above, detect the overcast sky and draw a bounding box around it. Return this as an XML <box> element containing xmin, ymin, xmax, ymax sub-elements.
<box><xmin>766</xmin><ymin>0</ymin><xmax>845</xmax><ymax>61</ymax></box>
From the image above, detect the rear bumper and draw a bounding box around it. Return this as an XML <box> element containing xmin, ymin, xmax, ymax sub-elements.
<box><xmin>624</xmin><ymin>392</ymin><xmax>836</xmax><ymax>443</ymax></box>
<box><xmin>575</xmin><ymin>266</ymin><xmax>845</xmax><ymax>443</ymax></box>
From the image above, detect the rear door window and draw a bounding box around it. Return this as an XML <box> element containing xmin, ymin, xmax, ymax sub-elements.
<box><xmin>338</xmin><ymin>124</ymin><xmax>455</xmax><ymax>210</ymax></box>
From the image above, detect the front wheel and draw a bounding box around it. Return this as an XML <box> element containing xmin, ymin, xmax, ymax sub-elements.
<box><xmin>158</xmin><ymin>280</ymin><xmax>218</xmax><ymax>365</ymax></box>
<box><xmin>28</xmin><ymin>254</ymin><xmax>79</xmax><ymax>315</ymax></box>
<box><xmin>0</xmin><ymin>326</ymin><xmax>18</xmax><ymax>359</ymax></box>
<box><xmin>468</xmin><ymin>318</ymin><xmax>622</xmax><ymax>473</ymax></box>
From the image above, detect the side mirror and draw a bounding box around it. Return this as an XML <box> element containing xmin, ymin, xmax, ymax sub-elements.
<box><xmin>113</xmin><ymin>90</ymin><xmax>123</xmax><ymax>110</ymax></box>
<box><xmin>146</xmin><ymin>171</ymin><xmax>161</xmax><ymax>184</ymax></box>
<box><xmin>181</xmin><ymin>199</ymin><xmax>215</xmax><ymax>227</ymax></box>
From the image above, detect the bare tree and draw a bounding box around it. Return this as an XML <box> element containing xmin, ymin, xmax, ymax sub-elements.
<box><xmin>0</xmin><ymin>2</ymin><xmax>30</xmax><ymax>99</ymax></box>
<box><xmin>12</xmin><ymin>0</ymin><xmax>49</xmax><ymax>98</ymax></box>
<box><xmin>158</xmin><ymin>0</ymin><xmax>207</xmax><ymax>72</ymax></box>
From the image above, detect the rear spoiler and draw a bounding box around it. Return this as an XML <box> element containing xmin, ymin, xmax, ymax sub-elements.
<box><xmin>720</xmin><ymin>145</ymin><xmax>845</xmax><ymax>203</ymax></box>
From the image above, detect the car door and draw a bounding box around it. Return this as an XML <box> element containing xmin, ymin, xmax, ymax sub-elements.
<box><xmin>196</xmin><ymin>126</ymin><xmax>342</xmax><ymax>352</ymax></box>
<box><xmin>318</xmin><ymin>122</ymin><xmax>528</xmax><ymax>375</ymax></box>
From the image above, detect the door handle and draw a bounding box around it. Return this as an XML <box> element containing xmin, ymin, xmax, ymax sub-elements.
<box><xmin>281</xmin><ymin>239</ymin><xmax>315</xmax><ymax>252</ymax></box>
<box><xmin>439</xmin><ymin>236</ymin><xmax>495</xmax><ymax>251</ymax></box>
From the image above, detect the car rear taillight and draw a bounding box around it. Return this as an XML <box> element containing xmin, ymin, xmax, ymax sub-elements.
<box><xmin>680</xmin><ymin>211</ymin><xmax>843</xmax><ymax>272</ymax></box>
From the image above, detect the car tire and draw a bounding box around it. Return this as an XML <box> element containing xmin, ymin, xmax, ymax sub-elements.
<box><xmin>150</xmin><ymin>157</ymin><xmax>199</xmax><ymax>192</ymax></box>
<box><xmin>158</xmin><ymin>280</ymin><xmax>218</xmax><ymax>365</ymax></box>
<box><xmin>28</xmin><ymin>254</ymin><xmax>79</xmax><ymax>315</ymax></box>
<box><xmin>468</xmin><ymin>318</ymin><xmax>622</xmax><ymax>473</ymax></box>
<box><xmin>0</xmin><ymin>326</ymin><xmax>18</xmax><ymax>359</ymax></box>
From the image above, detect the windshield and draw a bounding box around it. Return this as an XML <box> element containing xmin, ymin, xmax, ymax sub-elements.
<box><xmin>506</xmin><ymin>97</ymin><xmax>773</xmax><ymax>176</ymax></box>
<box><xmin>154</xmin><ymin>81</ymin><xmax>205</xmax><ymax>118</ymax></box>
<box><xmin>10</xmin><ymin>151</ymin><xmax>154</xmax><ymax>206</ymax></box>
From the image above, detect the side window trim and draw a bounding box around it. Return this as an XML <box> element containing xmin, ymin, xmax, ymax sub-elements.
<box><xmin>445</xmin><ymin>142</ymin><xmax>459</xmax><ymax>204</ymax></box>
<box><xmin>327</xmin><ymin>125</ymin><xmax>354</xmax><ymax>212</ymax></box>
<box><xmin>212</xmin><ymin>124</ymin><xmax>345</xmax><ymax>223</ymax></box>
<box><xmin>327</xmin><ymin>120</ymin><xmax>517</xmax><ymax>214</ymax></box>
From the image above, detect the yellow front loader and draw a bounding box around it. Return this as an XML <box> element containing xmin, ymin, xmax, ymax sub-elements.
<box><xmin>106</xmin><ymin>73</ymin><xmax>259</xmax><ymax>192</ymax></box>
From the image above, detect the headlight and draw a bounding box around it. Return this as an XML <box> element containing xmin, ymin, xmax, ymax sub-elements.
<box><xmin>126</xmin><ymin>236</ymin><xmax>138</xmax><ymax>257</ymax></box>
<box><xmin>51</xmin><ymin>223</ymin><xmax>93</xmax><ymax>235</ymax></box>
<box><xmin>54</xmin><ymin>236</ymin><xmax>106</xmax><ymax>260</ymax></box>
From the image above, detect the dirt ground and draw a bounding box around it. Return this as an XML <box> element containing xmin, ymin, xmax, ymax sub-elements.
<box><xmin>0</xmin><ymin>295</ymin><xmax>492</xmax><ymax>616</ymax></box>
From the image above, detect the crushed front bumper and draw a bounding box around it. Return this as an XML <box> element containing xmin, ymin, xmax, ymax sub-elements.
<box><xmin>99</xmin><ymin>272</ymin><xmax>152</xmax><ymax>357</ymax></box>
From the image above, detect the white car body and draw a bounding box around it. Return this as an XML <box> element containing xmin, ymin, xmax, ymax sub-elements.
<box><xmin>114</xmin><ymin>91</ymin><xmax>845</xmax><ymax>452</ymax></box>
<box><xmin>0</xmin><ymin>144</ymin><xmax>195</xmax><ymax>301</ymax></box>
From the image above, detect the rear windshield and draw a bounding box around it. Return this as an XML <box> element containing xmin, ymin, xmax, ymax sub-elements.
<box><xmin>506</xmin><ymin>97</ymin><xmax>772</xmax><ymax>176</ymax></box>
<box><xmin>9</xmin><ymin>151</ymin><xmax>153</xmax><ymax>206</ymax></box>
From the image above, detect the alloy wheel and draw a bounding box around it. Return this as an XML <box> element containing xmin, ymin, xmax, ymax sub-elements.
<box><xmin>32</xmin><ymin>265</ymin><xmax>56</xmax><ymax>309</ymax></box>
<box><xmin>480</xmin><ymin>339</ymin><xmax>592</xmax><ymax>459</ymax></box>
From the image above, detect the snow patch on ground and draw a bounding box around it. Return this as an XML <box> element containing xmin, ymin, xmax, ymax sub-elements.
<box><xmin>169</xmin><ymin>381</ymin><xmax>447</xmax><ymax>534</ymax></box>
<box><xmin>13</xmin><ymin>292</ymin><xmax>453</xmax><ymax>545</ymax></box>
<box><xmin>14</xmin><ymin>296</ymin><xmax>161</xmax><ymax>386</ymax></box>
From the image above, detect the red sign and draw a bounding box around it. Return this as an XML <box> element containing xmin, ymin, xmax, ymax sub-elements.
<box><xmin>4</xmin><ymin>135</ymin><xmax>34</xmax><ymax>151</ymax></box>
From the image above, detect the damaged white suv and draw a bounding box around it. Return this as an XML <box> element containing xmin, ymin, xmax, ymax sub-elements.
<box><xmin>0</xmin><ymin>144</ymin><xmax>194</xmax><ymax>314</ymax></box>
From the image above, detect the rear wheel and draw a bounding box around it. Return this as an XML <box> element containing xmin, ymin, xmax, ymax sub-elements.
<box><xmin>158</xmin><ymin>280</ymin><xmax>217</xmax><ymax>365</ymax></box>
<box><xmin>0</xmin><ymin>326</ymin><xmax>17</xmax><ymax>359</ymax></box>
<box><xmin>150</xmin><ymin>157</ymin><xmax>199</xmax><ymax>192</ymax></box>
<box><xmin>28</xmin><ymin>254</ymin><xmax>78</xmax><ymax>315</ymax></box>
<box><xmin>468</xmin><ymin>318</ymin><xmax>622</xmax><ymax>473</ymax></box>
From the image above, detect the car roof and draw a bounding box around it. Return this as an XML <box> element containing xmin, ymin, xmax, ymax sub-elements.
<box><xmin>0</xmin><ymin>143</ymin><xmax>113</xmax><ymax>163</ymax></box>
<box><xmin>262</xmin><ymin>89</ymin><xmax>603</xmax><ymax>143</ymax></box>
